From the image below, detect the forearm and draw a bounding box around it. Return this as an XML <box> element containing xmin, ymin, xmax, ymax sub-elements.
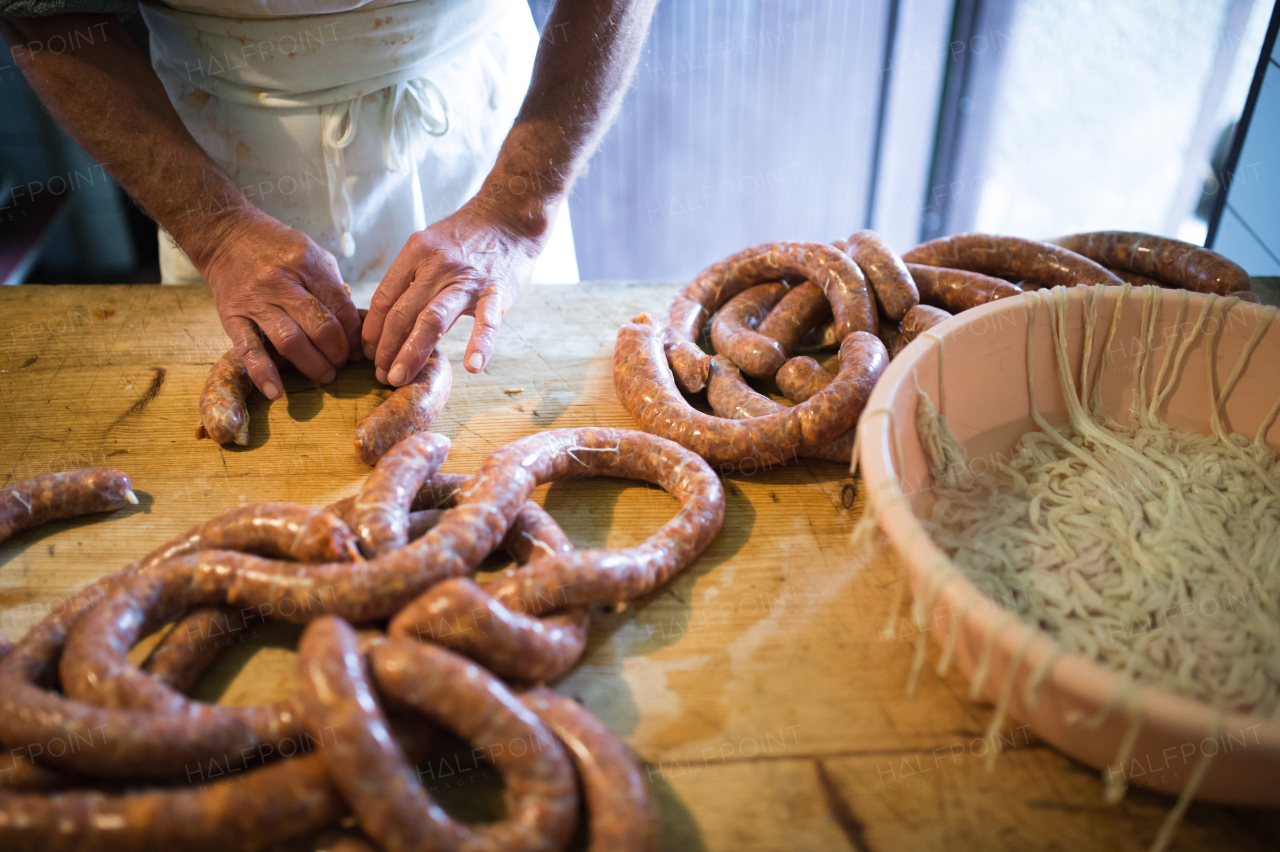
<box><xmin>475</xmin><ymin>0</ymin><xmax>658</xmax><ymax>238</ymax></box>
<box><xmin>0</xmin><ymin>14</ymin><xmax>259</xmax><ymax>268</ymax></box>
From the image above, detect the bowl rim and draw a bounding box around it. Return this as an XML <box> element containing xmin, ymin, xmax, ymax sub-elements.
<box><xmin>855</xmin><ymin>287</ymin><xmax>1280</xmax><ymax>790</ymax></box>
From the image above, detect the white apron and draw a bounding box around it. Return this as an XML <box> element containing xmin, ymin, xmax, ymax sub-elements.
<box><xmin>141</xmin><ymin>0</ymin><xmax>578</xmax><ymax>286</ymax></box>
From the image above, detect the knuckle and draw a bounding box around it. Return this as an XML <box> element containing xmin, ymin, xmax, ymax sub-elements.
<box><xmin>388</xmin><ymin>299</ymin><xmax>419</xmax><ymax>328</ymax></box>
<box><xmin>272</xmin><ymin>323</ymin><xmax>302</xmax><ymax>352</ymax></box>
<box><xmin>421</xmin><ymin>302</ymin><xmax>452</xmax><ymax>330</ymax></box>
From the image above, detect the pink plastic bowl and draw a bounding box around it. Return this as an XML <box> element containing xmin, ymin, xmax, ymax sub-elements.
<box><xmin>857</xmin><ymin>286</ymin><xmax>1280</xmax><ymax>805</ymax></box>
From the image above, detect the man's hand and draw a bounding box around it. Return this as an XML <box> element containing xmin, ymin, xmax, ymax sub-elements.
<box><xmin>362</xmin><ymin>198</ymin><xmax>542</xmax><ymax>385</ymax></box>
<box><xmin>361</xmin><ymin>0</ymin><xmax>659</xmax><ymax>384</ymax></box>
<box><xmin>0</xmin><ymin>13</ymin><xmax>365</xmax><ymax>395</ymax></box>
<box><xmin>203</xmin><ymin>211</ymin><xmax>363</xmax><ymax>398</ymax></box>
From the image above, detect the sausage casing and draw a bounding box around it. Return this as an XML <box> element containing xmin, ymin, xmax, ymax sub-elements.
<box><xmin>895</xmin><ymin>304</ymin><xmax>953</xmax><ymax>356</ymax></box>
<box><xmin>905</xmin><ymin>263</ymin><xmax>1022</xmax><ymax>312</ymax></box>
<box><xmin>196</xmin><ymin>352</ymin><xmax>252</xmax><ymax>445</ymax></box>
<box><xmin>354</xmin><ymin>351</ymin><xmax>452</xmax><ymax>466</ymax></box>
<box><xmin>616</xmin><ymin>313</ymin><xmax>884</xmax><ymax>465</ymax></box>
<box><xmin>704</xmin><ymin>356</ymin><xmax>858</xmax><ymax>464</ymax></box>
<box><xmin>300</xmin><ymin>620</ymin><xmax>578</xmax><ymax>852</ymax></box>
<box><xmin>662</xmin><ymin>242</ymin><xmax>876</xmax><ymax>393</ymax></box>
<box><xmin>775</xmin><ymin>356</ymin><xmax>835</xmax><ymax>404</ymax></box>
<box><xmin>904</xmin><ymin>233</ymin><xmax>1124</xmax><ymax>289</ymax></box>
<box><xmin>352</xmin><ymin>432</ymin><xmax>451</xmax><ymax>556</ymax></box>
<box><xmin>844</xmin><ymin>230</ymin><xmax>919</xmax><ymax>320</ymax></box>
<box><xmin>757</xmin><ymin>281</ymin><xmax>832</xmax><ymax>352</ymax></box>
<box><xmin>520</xmin><ymin>687</ymin><xmax>660</xmax><ymax>852</ymax></box>
<box><xmin>1051</xmin><ymin>231</ymin><xmax>1250</xmax><ymax>295</ymax></box>
<box><xmin>1</xmin><ymin>469</ymin><xmax>135</xmax><ymax>544</ymax></box>
<box><xmin>709</xmin><ymin>282</ymin><xmax>790</xmax><ymax>378</ymax></box>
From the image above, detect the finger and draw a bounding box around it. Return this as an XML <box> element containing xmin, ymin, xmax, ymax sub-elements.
<box><xmin>277</xmin><ymin>286</ymin><xmax>352</xmax><ymax>370</ymax></box>
<box><xmin>258</xmin><ymin>306</ymin><xmax>338</xmax><ymax>384</ymax></box>
<box><xmin>384</xmin><ymin>285</ymin><xmax>472</xmax><ymax>386</ymax></box>
<box><xmin>364</xmin><ymin>242</ymin><xmax>424</xmax><ymax>362</ymax></box>
<box><xmin>463</xmin><ymin>291</ymin><xmax>505</xmax><ymax>373</ymax></box>
<box><xmin>373</xmin><ymin>272</ymin><xmax>454</xmax><ymax>377</ymax></box>
<box><xmin>224</xmin><ymin>315</ymin><xmax>283</xmax><ymax>400</ymax></box>
<box><xmin>300</xmin><ymin>254</ymin><xmax>363</xmax><ymax>362</ymax></box>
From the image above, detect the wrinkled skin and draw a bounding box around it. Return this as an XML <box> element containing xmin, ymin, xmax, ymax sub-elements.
<box><xmin>362</xmin><ymin>198</ymin><xmax>543</xmax><ymax>386</ymax></box>
<box><xmin>206</xmin><ymin>212</ymin><xmax>363</xmax><ymax>399</ymax></box>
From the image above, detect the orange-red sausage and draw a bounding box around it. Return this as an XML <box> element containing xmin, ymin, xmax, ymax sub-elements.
<box><xmin>1051</xmin><ymin>231</ymin><xmax>1250</xmax><ymax>295</ymax></box>
<box><xmin>709</xmin><ymin>282</ymin><xmax>790</xmax><ymax>378</ymax></box>
<box><xmin>906</xmin><ymin>263</ymin><xmax>1021</xmax><ymax>312</ymax></box>
<box><xmin>662</xmin><ymin>242</ymin><xmax>876</xmax><ymax>393</ymax></box>
<box><xmin>616</xmin><ymin>313</ymin><xmax>884</xmax><ymax>466</ymax></box>
<box><xmin>844</xmin><ymin>230</ymin><xmax>919</xmax><ymax>320</ymax></box>
<box><xmin>905</xmin><ymin>233</ymin><xmax>1124</xmax><ymax>290</ymax></box>
<box><xmin>353</xmin><ymin>351</ymin><xmax>452</xmax><ymax>466</ymax></box>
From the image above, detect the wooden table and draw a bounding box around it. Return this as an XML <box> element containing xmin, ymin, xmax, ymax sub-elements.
<box><xmin>0</xmin><ymin>283</ymin><xmax>1275</xmax><ymax>851</ymax></box>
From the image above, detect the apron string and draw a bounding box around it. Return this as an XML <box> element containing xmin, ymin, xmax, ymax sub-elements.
<box><xmin>322</xmin><ymin>78</ymin><xmax>451</xmax><ymax>258</ymax></box>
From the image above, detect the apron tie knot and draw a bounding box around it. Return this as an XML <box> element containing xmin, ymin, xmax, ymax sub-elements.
<box><xmin>321</xmin><ymin>79</ymin><xmax>450</xmax><ymax>258</ymax></box>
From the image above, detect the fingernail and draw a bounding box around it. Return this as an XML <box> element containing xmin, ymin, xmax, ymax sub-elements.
<box><xmin>362</xmin><ymin>342</ymin><xmax>374</xmax><ymax>359</ymax></box>
<box><xmin>466</xmin><ymin>352</ymin><xmax>484</xmax><ymax>372</ymax></box>
<box><xmin>376</xmin><ymin>367</ymin><xmax>388</xmax><ymax>384</ymax></box>
<box><xmin>263</xmin><ymin>381</ymin><xmax>280</xmax><ymax>400</ymax></box>
<box><xmin>321</xmin><ymin>370</ymin><xmax>336</xmax><ymax>384</ymax></box>
<box><xmin>388</xmin><ymin>364</ymin><xmax>406</xmax><ymax>385</ymax></box>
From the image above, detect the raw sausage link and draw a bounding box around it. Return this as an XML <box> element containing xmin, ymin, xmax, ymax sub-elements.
<box><xmin>63</xmin><ymin>496</ymin><xmax>376</xmax><ymax>741</ymax></box>
<box><xmin>704</xmin><ymin>356</ymin><xmax>860</xmax><ymax>464</ymax></box>
<box><xmin>389</xmin><ymin>492</ymin><xmax>588</xmax><ymax>683</ymax></box>
<box><xmin>905</xmin><ymin>263</ymin><xmax>1021</xmax><ymax>312</ymax></box>
<box><xmin>844</xmin><ymin>230</ymin><xmax>919</xmax><ymax>321</ymax></box>
<box><xmin>0</xmin><ymin>469</ymin><xmax>136</xmax><ymax>543</ymax></box>
<box><xmin>616</xmin><ymin>313</ymin><xmax>884</xmax><ymax>466</ymax></box>
<box><xmin>300</xmin><ymin>619</ymin><xmax>578</xmax><ymax>852</ymax></box>
<box><xmin>0</xmin><ymin>503</ymin><xmax>356</xmax><ymax>779</ymax></box>
<box><xmin>141</xmin><ymin>605</ymin><xmax>248</xmax><ymax>693</ymax></box>
<box><xmin>757</xmin><ymin>281</ymin><xmax>832</xmax><ymax>352</ymax></box>
<box><xmin>356</xmin><ymin>470</ymin><xmax>574</xmax><ymax>564</ymax></box>
<box><xmin>1237</xmin><ymin>291</ymin><xmax>1262</xmax><ymax>304</ymax></box>
<box><xmin>0</xmin><ymin>748</ymin><xmax>62</xmax><ymax>792</ymax></box>
<box><xmin>131</xmin><ymin>431</ymin><xmax>715</xmax><ymax>629</ymax></box>
<box><xmin>479</xmin><ymin>429</ymin><xmax>724</xmax><ymax>618</ymax></box>
<box><xmin>386</xmin><ymin>427</ymin><xmax>726</xmax><ymax>679</ymax></box>
<box><xmin>709</xmin><ymin>282</ymin><xmax>790</xmax><ymax>379</ymax></box>
<box><xmin>0</xmin><ymin>753</ymin><xmax>345</xmax><ymax>852</ymax></box>
<box><xmin>170</xmin><ymin>503</ymin><xmax>361</xmax><ymax>564</ymax></box>
<box><xmin>389</xmin><ymin>577</ymin><xmax>590</xmax><ymax>682</ymax></box>
<box><xmin>196</xmin><ymin>351</ymin><xmax>253</xmax><ymax>445</ymax></box>
<box><xmin>1051</xmin><ymin>231</ymin><xmax>1251</xmax><ymax>295</ymax></box>
<box><xmin>59</xmin><ymin>565</ymin><xmax>308</xmax><ymax>771</ymax></box>
<box><xmin>354</xmin><ymin>350</ymin><xmax>453</xmax><ymax>466</ymax></box>
<box><xmin>896</xmin><ymin>304</ymin><xmax>953</xmax><ymax>356</ymax></box>
<box><xmin>904</xmin><ymin>233</ymin><xmax>1124</xmax><ymax>290</ymax></box>
<box><xmin>520</xmin><ymin>687</ymin><xmax>660</xmax><ymax>852</ymax></box>
<box><xmin>775</xmin><ymin>356</ymin><xmax>835</xmax><ymax>404</ymax></box>
<box><xmin>662</xmin><ymin>242</ymin><xmax>877</xmax><ymax>393</ymax></box>
<box><xmin>352</xmin><ymin>433</ymin><xmax>451</xmax><ymax>556</ymax></box>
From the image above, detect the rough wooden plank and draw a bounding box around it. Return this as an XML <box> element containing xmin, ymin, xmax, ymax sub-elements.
<box><xmin>0</xmin><ymin>283</ymin><xmax>1269</xmax><ymax>851</ymax></box>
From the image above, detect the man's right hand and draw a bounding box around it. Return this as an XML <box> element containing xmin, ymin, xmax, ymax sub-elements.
<box><xmin>0</xmin><ymin>14</ymin><xmax>362</xmax><ymax>399</ymax></box>
<box><xmin>200</xmin><ymin>211</ymin><xmax>363</xmax><ymax>399</ymax></box>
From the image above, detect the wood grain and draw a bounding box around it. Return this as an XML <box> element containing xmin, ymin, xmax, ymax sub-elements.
<box><xmin>0</xmin><ymin>283</ymin><xmax>1274</xmax><ymax>851</ymax></box>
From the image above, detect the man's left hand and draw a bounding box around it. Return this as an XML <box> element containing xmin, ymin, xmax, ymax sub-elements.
<box><xmin>362</xmin><ymin>198</ymin><xmax>546</xmax><ymax>384</ymax></box>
